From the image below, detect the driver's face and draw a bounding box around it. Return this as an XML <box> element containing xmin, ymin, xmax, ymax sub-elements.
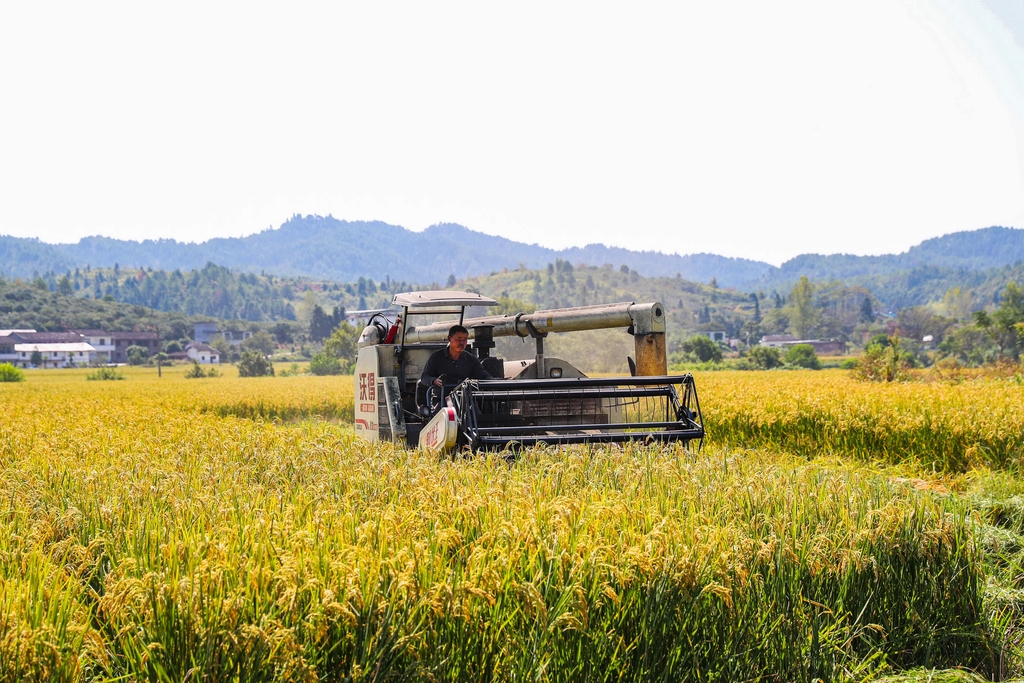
<box><xmin>448</xmin><ymin>332</ymin><xmax>469</xmax><ymax>357</ymax></box>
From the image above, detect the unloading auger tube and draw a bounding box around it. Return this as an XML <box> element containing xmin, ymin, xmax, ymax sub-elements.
<box><xmin>402</xmin><ymin>301</ymin><xmax>669</xmax><ymax>376</ymax></box>
<box><xmin>353</xmin><ymin>293</ymin><xmax>705</xmax><ymax>453</ymax></box>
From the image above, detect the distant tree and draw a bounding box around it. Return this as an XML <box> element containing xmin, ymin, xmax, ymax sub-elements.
<box><xmin>788</xmin><ymin>276</ymin><xmax>817</xmax><ymax>339</ymax></box>
<box><xmin>297</xmin><ymin>290</ymin><xmax>317</xmax><ymax>330</ymax></box>
<box><xmin>681</xmin><ymin>335</ymin><xmax>723</xmax><ymax>363</ymax></box>
<box><xmin>446</xmin><ymin>274</ymin><xmax>457</xmax><ymax>287</ymax></box>
<box><xmin>208</xmin><ymin>335</ymin><xmax>238</xmax><ymax>363</ymax></box>
<box><xmin>30</xmin><ymin>350</ymin><xmax>43</xmax><ymax>367</ymax></box>
<box><xmin>309</xmin><ymin>352</ymin><xmax>343</xmax><ymax>376</ymax></box>
<box><xmin>241</xmin><ymin>331</ymin><xmax>276</xmax><ymax>356</ymax></box>
<box><xmin>974</xmin><ymin>281</ymin><xmax>1024</xmax><ymax>358</ymax></box>
<box><xmin>896</xmin><ymin>306</ymin><xmax>947</xmax><ymax>345</ymax></box>
<box><xmin>748</xmin><ymin>346</ymin><xmax>782</xmax><ymax>370</ymax></box>
<box><xmin>784</xmin><ymin>344</ymin><xmax>821</xmax><ymax>369</ymax></box>
<box><xmin>740</xmin><ymin>320</ymin><xmax>762</xmax><ymax>348</ymax></box>
<box><xmin>750</xmin><ymin>293</ymin><xmax>761</xmax><ymax>323</ymax></box>
<box><xmin>126</xmin><ymin>345</ymin><xmax>148</xmax><ymax>366</ymax></box>
<box><xmin>868</xmin><ymin>333</ymin><xmax>891</xmax><ymax>348</ymax></box>
<box><xmin>936</xmin><ymin>325</ymin><xmax>997</xmax><ymax>366</ymax></box>
<box><xmin>309</xmin><ymin>305</ymin><xmax>336</xmax><ymax>342</ymax></box>
<box><xmin>940</xmin><ymin>287</ymin><xmax>974</xmax><ymax>321</ymax></box>
<box><xmin>162</xmin><ymin>340</ymin><xmax>182</xmax><ymax>354</ymax></box>
<box><xmin>271</xmin><ymin>321</ymin><xmax>295</xmax><ymax>344</ymax></box>
<box><xmin>57</xmin><ymin>275</ymin><xmax>73</xmax><ymax>296</ymax></box>
<box><xmin>859</xmin><ymin>297</ymin><xmax>874</xmax><ymax>323</ymax></box>
<box><xmin>323</xmin><ymin>322</ymin><xmax>360</xmax><ymax>367</ymax></box>
<box><xmin>237</xmin><ymin>350</ymin><xmax>274</xmax><ymax>377</ymax></box>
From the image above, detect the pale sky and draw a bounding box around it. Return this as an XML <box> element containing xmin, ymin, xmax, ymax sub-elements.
<box><xmin>1</xmin><ymin>1</ymin><xmax>1023</xmax><ymax>266</ymax></box>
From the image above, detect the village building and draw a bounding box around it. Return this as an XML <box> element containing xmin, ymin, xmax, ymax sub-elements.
<box><xmin>759</xmin><ymin>334</ymin><xmax>798</xmax><ymax>348</ymax></box>
<box><xmin>14</xmin><ymin>342</ymin><xmax>97</xmax><ymax>368</ymax></box>
<box><xmin>194</xmin><ymin>322</ymin><xmax>252</xmax><ymax>346</ymax></box>
<box><xmin>185</xmin><ymin>342</ymin><xmax>220</xmax><ymax>364</ymax></box>
<box><xmin>0</xmin><ymin>333</ymin><xmax>23</xmax><ymax>364</ymax></box>
<box><xmin>71</xmin><ymin>330</ymin><xmax>117</xmax><ymax>363</ymax></box>
<box><xmin>759</xmin><ymin>335</ymin><xmax>845</xmax><ymax>355</ymax></box>
<box><xmin>107</xmin><ymin>331</ymin><xmax>160</xmax><ymax>364</ymax></box>
<box><xmin>1</xmin><ymin>329</ymin><xmax>162</xmax><ymax>367</ymax></box>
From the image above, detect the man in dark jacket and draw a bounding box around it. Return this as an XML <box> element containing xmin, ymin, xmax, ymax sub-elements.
<box><xmin>421</xmin><ymin>324</ymin><xmax>493</xmax><ymax>390</ymax></box>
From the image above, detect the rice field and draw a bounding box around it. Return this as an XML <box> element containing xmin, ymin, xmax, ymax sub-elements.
<box><xmin>2</xmin><ymin>367</ymin><xmax>1024</xmax><ymax>681</ymax></box>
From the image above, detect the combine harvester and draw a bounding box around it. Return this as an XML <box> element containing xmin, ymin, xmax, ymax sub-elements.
<box><xmin>354</xmin><ymin>291</ymin><xmax>704</xmax><ymax>453</ymax></box>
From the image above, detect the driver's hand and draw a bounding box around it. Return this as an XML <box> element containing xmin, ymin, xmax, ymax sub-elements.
<box><xmin>433</xmin><ymin>377</ymin><xmax>443</xmax><ymax>388</ymax></box>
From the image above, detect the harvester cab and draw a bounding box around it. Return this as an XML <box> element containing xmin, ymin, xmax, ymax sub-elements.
<box><xmin>354</xmin><ymin>290</ymin><xmax>704</xmax><ymax>453</ymax></box>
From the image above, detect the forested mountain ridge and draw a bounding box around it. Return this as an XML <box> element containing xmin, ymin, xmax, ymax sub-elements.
<box><xmin>0</xmin><ymin>216</ymin><xmax>771</xmax><ymax>287</ymax></box>
<box><xmin>4</xmin><ymin>219</ymin><xmax>1024</xmax><ymax>310</ymax></box>
<box><xmin>756</xmin><ymin>226</ymin><xmax>1024</xmax><ymax>293</ymax></box>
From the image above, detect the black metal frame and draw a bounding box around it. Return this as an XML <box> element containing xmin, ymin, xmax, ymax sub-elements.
<box><xmin>448</xmin><ymin>374</ymin><xmax>704</xmax><ymax>451</ymax></box>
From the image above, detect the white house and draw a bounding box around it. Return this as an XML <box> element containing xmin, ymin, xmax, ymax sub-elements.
<box><xmin>185</xmin><ymin>342</ymin><xmax>220</xmax><ymax>364</ymax></box>
<box><xmin>14</xmin><ymin>343</ymin><xmax>97</xmax><ymax>368</ymax></box>
<box><xmin>73</xmin><ymin>330</ymin><xmax>116</xmax><ymax>363</ymax></box>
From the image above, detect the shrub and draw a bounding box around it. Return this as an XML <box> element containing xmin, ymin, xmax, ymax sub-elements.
<box><xmin>278</xmin><ymin>363</ymin><xmax>303</xmax><ymax>377</ymax></box>
<box><xmin>784</xmin><ymin>344</ymin><xmax>821</xmax><ymax>370</ymax></box>
<box><xmin>748</xmin><ymin>346</ymin><xmax>783</xmax><ymax>370</ymax></box>
<box><xmin>126</xmin><ymin>345</ymin><xmax>148</xmax><ymax>366</ymax></box>
<box><xmin>309</xmin><ymin>353</ymin><xmax>343</xmax><ymax>376</ymax></box>
<box><xmin>241</xmin><ymin>331</ymin><xmax>277</xmax><ymax>356</ymax></box>
<box><xmin>680</xmin><ymin>335</ymin><xmax>723</xmax><ymax>363</ymax></box>
<box><xmin>185</xmin><ymin>362</ymin><xmax>207</xmax><ymax>379</ymax></box>
<box><xmin>0</xmin><ymin>363</ymin><xmax>24</xmax><ymax>382</ymax></box>
<box><xmin>238</xmin><ymin>351</ymin><xmax>274</xmax><ymax>377</ymax></box>
<box><xmin>854</xmin><ymin>336</ymin><xmax>910</xmax><ymax>382</ymax></box>
<box><xmin>87</xmin><ymin>367</ymin><xmax>126</xmax><ymax>381</ymax></box>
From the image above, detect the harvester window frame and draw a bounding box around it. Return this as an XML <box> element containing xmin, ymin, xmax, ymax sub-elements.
<box><xmin>398</xmin><ymin>307</ymin><xmax>467</xmax><ymax>351</ymax></box>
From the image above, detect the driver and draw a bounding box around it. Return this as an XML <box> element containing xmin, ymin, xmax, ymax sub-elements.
<box><xmin>421</xmin><ymin>324</ymin><xmax>493</xmax><ymax>390</ymax></box>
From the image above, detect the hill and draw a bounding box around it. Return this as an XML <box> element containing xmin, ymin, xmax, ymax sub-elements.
<box><xmin>752</xmin><ymin>226</ymin><xmax>1024</xmax><ymax>299</ymax></box>
<box><xmin>0</xmin><ymin>277</ymin><xmax>195</xmax><ymax>339</ymax></box>
<box><xmin>0</xmin><ymin>216</ymin><xmax>771</xmax><ymax>288</ymax></box>
<box><xmin>6</xmin><ymin>220</ymin><xmax>1024</xmax><ymax>315</ymax></box>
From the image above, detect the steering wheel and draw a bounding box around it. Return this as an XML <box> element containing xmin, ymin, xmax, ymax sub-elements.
<box><xmin>426</xmin><ymin>374</ymin><xmax>447</xmax><ymax>413</ymax></box>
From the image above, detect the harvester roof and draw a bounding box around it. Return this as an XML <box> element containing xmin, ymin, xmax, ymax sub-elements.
<box><xmin>392</xmin><ymin>291</ymin><xmax>499</xmax><ymax>308</ymax></box>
